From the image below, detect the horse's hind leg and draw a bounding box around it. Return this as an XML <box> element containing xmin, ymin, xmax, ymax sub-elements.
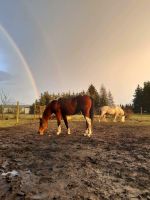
<box><xmin>56</xmin><ymin>113</ymin><xmax>62</xmax><ymax>135</ymax></box>
<box><xmin>86</xmin><ymin>116</ymin><xmax>92</xmax><ymax>137</ymax></box>
<box><xmin>62</xmin><ymin>115</ymin><xmax>71</xmax><ymax>134</ymax></box>
<box><xmin>99</xmin><ymin>112</ymin><xmax>105</xmax><ymax>122</ymax></box>
<box><xmin>84</xmin><ymin>120</ymin><xmax>89</xmax><ymax>136</ymax></box>
<box><xmin>83</xmin><ymin>111</ymin><xmax>92</xmax><ymax>137</ymax></box>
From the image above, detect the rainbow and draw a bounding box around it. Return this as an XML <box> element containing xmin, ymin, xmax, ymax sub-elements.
<box><xmin>0</xmin><ymin>24</ymin><xmax>39</xmax><ymax>100</ymax></box>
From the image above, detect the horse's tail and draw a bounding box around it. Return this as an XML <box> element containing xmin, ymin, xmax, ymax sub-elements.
<box><xmin>90</xmin><ymin>97</ymin><xmax>94</xmax><ymax>124</ymax></box>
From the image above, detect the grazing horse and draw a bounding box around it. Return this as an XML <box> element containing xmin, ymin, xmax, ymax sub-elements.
<box><xmin>99</xmin><ymin>106</ymin><xmax>125</xmax><ymax>122</ymax></box>
<box><xmin>38</xmin><ymin>95</ymin><xmax>94</xmax><ymax>137</ymax></box>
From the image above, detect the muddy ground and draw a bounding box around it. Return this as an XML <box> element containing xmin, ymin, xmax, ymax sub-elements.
<box><xmin>0</xmin><ymin>121</ymin><xmax>150</xmax><ymax>200</ymax></box>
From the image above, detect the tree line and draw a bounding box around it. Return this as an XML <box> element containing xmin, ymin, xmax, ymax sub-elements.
<box><xmin>30</xmin><ymin>80</ymin><xmax>150</xmax><ymax>114</ymax></box>
<box><xmin>1</xmin><ymin>81</ymin><xmax>149</xmax><ymax>115</ymax></box>
<box><xmin>30</xmin><ymin>84</ymin><xmax>114</xmax><ymax>114</ymax></box>
<box><xmin>133</xmin><ymin>81</ymin><xmax>150</xmax><ymax>113</ymax></box>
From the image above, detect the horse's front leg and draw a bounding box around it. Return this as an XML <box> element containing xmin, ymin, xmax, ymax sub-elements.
<box><xmin>103</xmin><ymin>114</ymin><xmax>107</xmax><ymax>122</ymax></box>
<box><xmin>56</xmin><ymin>113</ymin><xmax>62</xmax><ymax>135</ymax></box>
<box><xmin>62</xmin><ymin>115</ymin><xmax>71</xmax><ymax>134</ymax></box>
<box><xmin>99</xmin><ymin>112</ymin><xmax>106</xmax><ymax>122</ymax></box>
<box><xmin>84</xmin><ymin>115</ymin><xmax>92</xmax><ymax>137</ymax></box>
<box><xmin>113</xmin><ymin>114</ymin><xmax>118</xmax><ymax>122</ymax></box>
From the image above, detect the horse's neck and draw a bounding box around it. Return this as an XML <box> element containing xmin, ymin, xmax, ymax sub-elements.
<box><xmin>43</xmin><ymin>106</ymin><xmax>51</xmax><ymax>120</ymax></box>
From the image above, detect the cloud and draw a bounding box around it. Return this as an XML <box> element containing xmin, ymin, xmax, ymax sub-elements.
<box><xmin>0</xmin><ymin>70</ymin><xmax>12</xmax><ymax>81</ymax></box>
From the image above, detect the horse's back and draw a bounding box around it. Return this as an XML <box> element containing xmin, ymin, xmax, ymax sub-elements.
<box><xmin>76</xmin><ymin>95</ymin><xmax>92</xmax><ymax>106</ymax></box>
<box><xmin>100</xmin><ymin>106</ymin><xmax>124</xmax><ymax>115</ymax></box>
<box><xmin>58</xmin><ymin>95</ymin><xmax>92</xmax><ymax>115</ymax></box>
<box><xmin>100</xmin><ymin>106</ymin><xmax>109</xmax><ymax>111</ymax></box>
<box><xmin>100</xmin><ymin>106</ymin><xmax>115</xmax><ymax>114</ymax></box>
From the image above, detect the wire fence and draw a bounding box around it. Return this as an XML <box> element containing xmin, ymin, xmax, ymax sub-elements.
<box><xmin>0</xmin><ymin>102</ymin><xmax>46</xmax><ymax>124</ymax></box>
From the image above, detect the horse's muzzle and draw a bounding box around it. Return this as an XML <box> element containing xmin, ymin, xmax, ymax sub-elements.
<box><xmin>38</xmin><ymin>130</ymin><xmax>44</xmax><ymax>135</ymax></box>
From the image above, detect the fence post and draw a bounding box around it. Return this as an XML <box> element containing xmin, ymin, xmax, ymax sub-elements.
<box><xmin>1</xmin><ymin>105</ymin><xmax>4</xmax><ymax>120</ymax></box>
<box><xmin>140</xmin><ymin>107</ymin><xmax>143</xmax><ymax>115</ymax></box>
<box><xmin>16</xmin><ymin>101</ymin><xmax>19</xmax><ymax>124</ymax></box>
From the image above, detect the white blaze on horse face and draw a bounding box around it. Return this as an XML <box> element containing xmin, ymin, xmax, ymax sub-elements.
<box><xmin>57</xmin><ymin>125</ymin><xmax>61</xmax><ymax>135</ymax></box>
<box><xmin>67</xmin><ymin>128</ymin><xmax>71</xmax><ymax>134</ymax></box>
<box><xmin>39</xmin><ymin>131</ymin><xmax>44</xmax><ymax>135</ymax></box>
<box><xmin>85</xmin><ymin>117</ymin><xmax>92</xmax><ymax>136</ymax></box>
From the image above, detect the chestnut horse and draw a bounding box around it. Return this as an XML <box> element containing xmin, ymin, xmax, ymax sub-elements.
<box><xmin>38</xmin><ymin>95</ymin><xmax>94</xmax><ymax>137</ymax></box>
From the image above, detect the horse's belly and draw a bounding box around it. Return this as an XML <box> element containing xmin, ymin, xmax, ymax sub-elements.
<box><xmin>66</xmin><ymin>110</ymin><xmax>76</xmax><ymax>115</ymax></box>
<box><xmin>108</xmin><ymin>110</ymin><xmax>115</xmax><ymax>115</ymax></box>
<box><xmin>62</xmin><ymin>107</ymin><xmax>77</xmax><ymax>115</ymax></box>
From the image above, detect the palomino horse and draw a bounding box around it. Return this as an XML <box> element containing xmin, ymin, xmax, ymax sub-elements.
<box><xmin>99</xmin><ymin>106</ymin><xmax>125</xmax><ymax>122</ymax></box>
<box><xmin>38</xmin><ymin>95</ymin><xmax>94</xmax><ymax>137</ymax></box>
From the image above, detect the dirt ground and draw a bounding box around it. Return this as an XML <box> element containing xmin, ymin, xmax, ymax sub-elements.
<box><xmin>0</xmin><ymin>120</ymin><xmax>150</xmax><ymax>200</ymax></box>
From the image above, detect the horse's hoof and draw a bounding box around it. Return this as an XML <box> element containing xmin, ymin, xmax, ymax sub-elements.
<box><xmin>85</xmin><ymin>129</ymin><xmax>89</xmax><ymax>134</ymax></box>
<box><xmin>87</xmin><ymin>134</ymin><xmax>92</xmax><ymax>137</ymax></box>
<box><xmin>67</xmin><ymin>128</ymin><xmax>71</xmax><ymax>135</ymax></box>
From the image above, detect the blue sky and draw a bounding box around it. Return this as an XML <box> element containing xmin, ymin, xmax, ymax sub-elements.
<box><xmin>0</xmin><ymin>0</ymin><xmax>150</xmax><ymax>104</ymax></box>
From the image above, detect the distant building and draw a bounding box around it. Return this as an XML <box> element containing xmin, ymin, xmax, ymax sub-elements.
<box><xmin>2</xmin><ymin>105</ymin><xmax>30</xmax><ymax>114</ymax></box>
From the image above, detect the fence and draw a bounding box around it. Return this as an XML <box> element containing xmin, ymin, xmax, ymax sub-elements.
<box><xmin>0</xmin><ymin>102</ymin><xmax>46</xmax><ymax>124</ymax></box>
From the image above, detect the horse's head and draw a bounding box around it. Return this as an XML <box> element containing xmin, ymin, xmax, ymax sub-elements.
<box><xmin>121</xmin><ymin>115</ymin><xmax>125</xmax><ymax>122</ymax></box>
<box><xmin>38</xmin><ymin>118</ymin><xmax>48</xmax><ymax>135</ymax></box>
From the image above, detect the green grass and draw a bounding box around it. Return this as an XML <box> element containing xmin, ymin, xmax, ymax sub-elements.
<box><xmin>65</xmin><ymin>114</ymin><xmax>150</xmax><ymax>126</ymax></box>
<box><xmin>0</xmin><ymin>114</ymin><xmax>37</xmax><ymax>128</ymax></box>
<box><xmin>69</xmin><ymin>114</ymin><xmax>150</xmax><ymax>126</ymax></box>
<box><xmin>0</xmin><ymin>114</ymin><xmax>150</xmax><ymax>128</ymax></box>
<box><xmin>125</xmin><ymin>114</ymin><xmax>150</xmax><ymax>126</ymax></box>
<box><xmin>94</xmin><ymin>114</ymin><xmax>150</xmax><ymax>126</ymax></box>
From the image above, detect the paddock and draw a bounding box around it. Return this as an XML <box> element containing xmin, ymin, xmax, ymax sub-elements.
<box><xmin>0</xmin><ymin>118</ymin><xmax>149</xmax><ymax>199</ymax></box>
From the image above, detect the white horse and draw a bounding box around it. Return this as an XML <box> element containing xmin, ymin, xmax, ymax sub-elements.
<box><xmin>99</xmin><ymin>106</ymin><xmax>125</xmax><ymax>122</ymax></box>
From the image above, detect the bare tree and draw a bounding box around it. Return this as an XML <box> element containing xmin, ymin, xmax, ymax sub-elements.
<box><xmin>0</xmin><ymin>89</ymin><xmax>10</xmax><ymax>119</ymax></box>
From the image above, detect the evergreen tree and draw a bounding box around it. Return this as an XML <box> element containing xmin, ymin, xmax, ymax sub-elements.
<box><xmin>124</xmin><ymin>104</ymin><xmax>133</xmax><ymax>115</ymax></box>
<box><xmin>133</xmin><ymin>85</ymin><xmax>143</xmax><ymax>113</ymax></box>
<box><xmin>108</xmin><ymin>91</ymin><xmax>115</xmax><ymax>106</ymax></box>
<box><xmin>39</xmin><ymin>91</ymin><xmax>51</xmax><ymax>105</ymax></box>
<box><xmin>99</xmin><ymin>85</ymin><xmax>108</xmax><ymax>107</ymax></box>
<box><xmin>143</xmin><ymin>81</ymin><xmax>150</xmax><ymax>112</ymax></box>
<box><xmin>87</xmin><ymin>84</ymin><xmax>100</xmax><ymax>112</ymax></box>
<box><xmin>29</xmin><ymin>100</ymin><xmax>39</xmax><ymax>114</ymax></box>
<box><xmin>79</xmin><ymin>90</ymin><xmax>86</xmax><ymax>95</ymax></box>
